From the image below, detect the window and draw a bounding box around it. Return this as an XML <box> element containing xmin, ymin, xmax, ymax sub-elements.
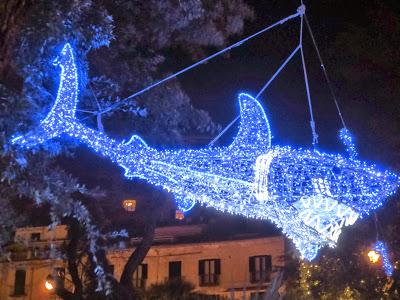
<box><xmin>249</xmin><ymin>255</ymin><xmax>272</xmax><ymax>283</ymax></box>
<box><xmin>169</xmin><ymin>261</ymin><xmax>181</xmax><ymax>279</ymax></box>
<box><xmin>30</xmin><ymin>233</ymin><xmax>41</xmax><ymax>241</ymax></box>
<box><xmin>199</xmin><ymin>259</ymin><xmax>220</xmax><ymax>286</ymax></box>
<box><xmin>14</xmin><ymin>269</ymin><xmax>26</xmax><ymax>295</ymax></box>
<box><xmin>133</xmin><ymin>264</ymin><xmax>147</xmax><ymax>288</ymax></box>
<box><xmin>250</xmin><ymin>292</ymin><xmax>266</xmax><ymax>300</ymax></box>
<box><xmin>106</xmin><ymin>265</ymin><xmax>114</xmax><ymax>275</ymax></box>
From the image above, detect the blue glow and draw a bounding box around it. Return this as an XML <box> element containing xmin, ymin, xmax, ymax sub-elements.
<box><xmin>339</xmin><ymin>128</ymin><xmax>357</xmax><ymax>160</ymax></box>
<box><xmin>12</xmin><ymin>43</ymin><xmax>400</xmax><ymax>260</ymax></box>
<box><xmin>374</xmin><ymin>241</ymin><xmax>393</xmax><ymax>276</ymax></box>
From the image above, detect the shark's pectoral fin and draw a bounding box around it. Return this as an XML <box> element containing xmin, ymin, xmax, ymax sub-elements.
<box><xmin>229</xmin><ymin>93</ymin><xmax>272</xmax><ymax>151</ymax></box>
<box><xmin>123</xmin><ymin>135</ymin><xmax>148</xmax><ymax>148</ymax></box>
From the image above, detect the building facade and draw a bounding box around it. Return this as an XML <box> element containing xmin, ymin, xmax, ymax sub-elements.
<box><xmin>0</xmin><ymin>225</ymin><xmax>285</xmax><ymax>299</ymax></box>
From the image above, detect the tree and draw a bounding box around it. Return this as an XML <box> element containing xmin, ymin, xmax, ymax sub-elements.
<box><xmin>0</xmin><ymin>0</ymin><xmax>253</xmax><ymax>298</ymax></box>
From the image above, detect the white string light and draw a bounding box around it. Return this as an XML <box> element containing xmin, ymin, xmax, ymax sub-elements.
<box><xmin>12</xmin><ymin>44</ymin><xmax>400</xmax><ymax>260</ymax></box>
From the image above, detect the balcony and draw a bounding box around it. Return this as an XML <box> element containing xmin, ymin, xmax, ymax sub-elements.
<box><xmin>199</xmin><ymin>274</ymin><xmax>220</xmax><ymax>286</ymax></box>
<box><xmin>132</xmin><ymin>278</ymin><xmax>147</xmax><ymax>289</ymax></box>
<box><xmin>250</xmin><ymin>271</ymin><xmax>271</xmax><ymax>284</ymax></box>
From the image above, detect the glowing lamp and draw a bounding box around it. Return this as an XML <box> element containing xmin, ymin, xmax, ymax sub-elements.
<box><xmin>368</xmin><ymin>250</ymin><xmax>380</xmax><ymax>264</ymax></box>
<box><xmin>175</xmin><ymin>210</ymin><xmax>184</xmax><ymax>220</ymax></box>
<box><xmin>122</xmin><ymin>199</ymin><xmax>136</xmax><ymax>212</ymax></box>
<box><xmin>45</xmin><ymin>275</ymin><xmax>55</xmax><ymax>291</ymax></box>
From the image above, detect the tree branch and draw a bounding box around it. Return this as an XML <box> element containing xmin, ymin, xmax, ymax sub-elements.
<box><xmin>65</xmin><ymin>219</ymin><xmax>83</xmax><ymax>298</ymax></box>
<box><xmin>119</xmin><ymin>191</ymin><xmax>164</xmax><ymax>291</ymax></box>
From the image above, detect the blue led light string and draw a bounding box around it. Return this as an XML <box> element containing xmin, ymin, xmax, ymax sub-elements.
<box><xmin>11</xmin><ymin>43</ymin><xmax>400</xmax><ymax>261</ymax></box>
<box><xmin>374</xmin><ymin>241</ymin><xmax>394</xmax><ymax>276</ymax></box>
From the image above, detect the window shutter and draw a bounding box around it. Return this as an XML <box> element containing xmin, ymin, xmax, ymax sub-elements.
<box><xmin>215</xmin><ymin>259</ymin><xmax>221</xmax><ymax>275</ymax></box>
<box><xmin>249</xmin><ymin>257</ymin><xmax>255</xmax><ymax>273</ymax></box>
<box><xmin>142</xmin><ymin>264</ymin><xmax>148</xmax><ymax>279</ymax></box>
<box><xmin>199</xmin><ymin>260</ymin><xmax>205</xmax><ymax>275</ymax></box>
<box><xmin>266</xmin><ymin>256</ymin><xmax>272</xmax><ymax>271</ymax></box>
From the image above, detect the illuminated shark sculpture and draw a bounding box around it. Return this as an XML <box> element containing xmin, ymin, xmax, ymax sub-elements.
<box><xmin>12</xmin><ymin>43</ymin><xmax>399</xmax><ymax>260</ymax></box>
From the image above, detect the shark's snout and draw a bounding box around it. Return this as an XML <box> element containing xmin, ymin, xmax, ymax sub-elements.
<box><xmin>369</xmin><ymin>168</ymin><xmax>399</xmax><ymax>200</ymax></box>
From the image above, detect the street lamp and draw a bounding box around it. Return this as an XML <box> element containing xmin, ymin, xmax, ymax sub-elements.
<box><xmin>45</xmin><ymin>275</ymin><xmax>55</xmax><ymax>291</ymax></box>
<box><xmin>368</xmin><ymin>250</ymin><xmax>380</xmax><ymax>264</ymax></box>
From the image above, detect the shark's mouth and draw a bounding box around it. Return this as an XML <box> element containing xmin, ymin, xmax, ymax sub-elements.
<box><xmin>294</xmin><ymin>178</ymin><xmax>360</xmax><ymax>243</ymax></box>
<box><xmin>293</xmin><ymin>193</ymin><xmax>360</xmax><ymax>243</ymax></box>
<box><xmin>254</xmin><ymin>152</ymin><xmax>360</xmax><ymax>248</ymax></box>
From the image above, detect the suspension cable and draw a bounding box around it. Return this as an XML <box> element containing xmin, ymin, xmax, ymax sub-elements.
<box><xmin>85</xmin><ymin>9</ymin><xmax>303</xmax><ymax>118</ymax></box>
<box><xmin>299</xmin><ymin>8</ymin><xmax>319</xmax><ymax>147</ymax></box>
<box><xmin>304</xmin><ymin>15</ymin><xmax>347</xmax><ymax>129</ymax></box>
<box><xmin>207</xmin><ymin>44</ymin><xmax>302</xmax><ymax>147</ymax></box>
<box><xmin>208</xmin><ymin>115</ymin><xmax>240</xmax><ymax>147</ymax></box>
<box><xmin>256</xmin><ymin>45</ymin><xmax>301</xmax><ymax>99</ymax></box>
<box><xmin>208</xmin><ymin>6</ymin><xmax>309</xmax><ymax>147</ymax></box>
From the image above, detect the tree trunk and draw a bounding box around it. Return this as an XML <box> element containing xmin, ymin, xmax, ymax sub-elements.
<box><xmin>62</xmin><ymin>219</ymin><xmax>84</xmax><ymax>299</ymax></box>
<box><xmin>119</xmin><ymin>191</ymin><xmax>164</xmax><ymax>292</ymax></box>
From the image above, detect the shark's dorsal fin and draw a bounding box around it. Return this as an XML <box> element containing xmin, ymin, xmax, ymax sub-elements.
<box><xmin>123</xmin><ymin>134</ymin><xmax>148</xmax><ymax>148</ymax></box>
<box><xmin>229</xmin><ymin>93</ymin><xmax>271</xmax><ymax>151</ymax></box>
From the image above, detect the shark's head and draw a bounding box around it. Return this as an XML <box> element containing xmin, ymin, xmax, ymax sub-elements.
<box><xmin>335</xmin><ymin>160</ymin><xmax>400</xmax><ymax>214</ymax></box>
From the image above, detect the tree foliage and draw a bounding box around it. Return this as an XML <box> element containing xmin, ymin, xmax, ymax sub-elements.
<box><xmin>0</xmin><ymin>0</ymin><xmax>253</xmax><ymax>298</ymax></box>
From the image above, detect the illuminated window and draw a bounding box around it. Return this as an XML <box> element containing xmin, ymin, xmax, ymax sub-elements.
<box><xmin>249</xmin><ymin>255</ymin><xmax>272</xmax><ymax>283</ymax></box>
<box><xmin>122</xmin><ymin>199</ymin><xmax>136</xmax><ymax>212</ymax></box>
<box><xmin>175</xmin><ymin>210</ymin><xmax>184</xmax><ymax>220</ymax></box>
<box><xmin>199</xmin><ymin>259</ymin><xmax>220</xmax><ymax>286</ymax></box>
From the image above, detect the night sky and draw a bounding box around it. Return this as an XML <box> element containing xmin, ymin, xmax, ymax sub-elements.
<box><xmin>57</xmin><ymin>0</ymin><xmax>400</xmax><ymax>232</ymax></box>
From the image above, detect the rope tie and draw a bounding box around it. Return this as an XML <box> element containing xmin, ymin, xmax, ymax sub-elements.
<box><xmin>304</xmin><ymin>14</ymin><xmax>347</xmax><ymax>129</ymax></box>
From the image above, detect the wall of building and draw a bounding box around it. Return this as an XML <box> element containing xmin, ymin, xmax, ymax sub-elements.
<box><xmin>108</xmin><ymin>236</ymin><xmax>284</xmax><ymax>298</ymax></box>
<box><xmin>14</xmin><ymin>226</ymin><xmax>68</xmax><ymax>243</ymax></box>
<box><xmin>0</xmin><ymin>226</ymin><xmax>284</xmax><ymax>300</ymax></box>
<box><xmin>0</xmin><ymin>259</ymin><xmax>65</xmax><ymax>300</ymax></box>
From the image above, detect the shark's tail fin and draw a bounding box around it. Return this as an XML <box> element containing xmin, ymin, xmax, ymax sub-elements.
<box><xmin>12</xmin><ymin>43</ymin><xmax>79</xmax><ymax>148</ymax></box>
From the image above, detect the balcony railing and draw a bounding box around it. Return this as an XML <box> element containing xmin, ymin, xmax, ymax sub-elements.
<box><xmin>250</xmin><ymin>271</ymin><xmax>271</xmax><ymax>283</ymax></box>
<box><xmin>199</xmin><ymin>274</ymin><xmax>220</xmax><ymax>286</ymax></box>
<box><xmin>132</xmin><ymin>278</ymin><xmax>147</xmax><ymax>289</ymax></box>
